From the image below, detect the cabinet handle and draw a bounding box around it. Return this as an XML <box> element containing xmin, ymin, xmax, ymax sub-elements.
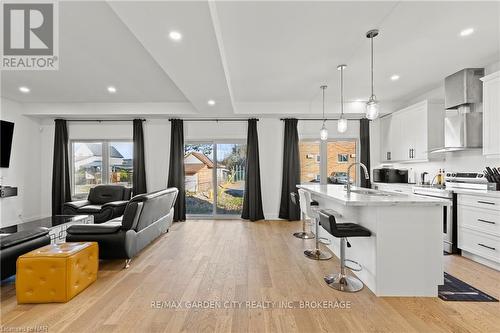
<box><xmin>478</xmin><ymin>200</ymin><xmax>495</xmax><ymax>205</ymax></box>
<box><xmin>412</xmin><ymin>149</ymin><xmax>415</xmax><ymax>158</ymax></box>
<box><xmin>477</xmin><ymin>218</ymin><xmax>496</xmax><ymax>225</ymax></box>
<box><xmin>394</xmin><ymin>189</ymin><xmax>403</xmax><ymax>193</ymax></box>
<box><xmin>409</xmin><ymin>149</ymin><xmax>411</xmax><ymax>159</ymax></box>
<box><xmin>477</xmin><ymin>243</ymin><xmax>496</xmax><ymax>251</ymax></box>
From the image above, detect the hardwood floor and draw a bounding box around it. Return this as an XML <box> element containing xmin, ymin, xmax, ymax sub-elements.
<box><xmin>1</xmin><ymin>220</ymin><xmax>499</xmax><ymax>332</ymax></box>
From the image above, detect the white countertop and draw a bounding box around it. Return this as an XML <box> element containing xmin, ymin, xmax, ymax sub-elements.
<box><xmin>298</xmin><ymin>184</ymin><xmax>450</xmax><ymax>206</ymax></box>
<box><xmin>372</xmin><ymin>182</ymin><xmax>415</xmax><ymax>186</ymax></box>
<box><xmin>451</xmin><ymin>188</ymin><xmax>500</xmax><ymax>198</ymax></box>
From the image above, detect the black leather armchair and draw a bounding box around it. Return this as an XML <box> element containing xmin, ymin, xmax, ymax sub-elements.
<box><xmin>63</xmin><ymin>185</ymin><xmax>132</xmax><ymax>223</ymax></box>
<box><xmin>0</xmin><ymin>227</ymin><xmax>51</xmax><ymax>280</ymax></box>
<box><xmin>67</xmin><ymin>188</ymin><xmax>178</xmax><ymax>264</ymax></box>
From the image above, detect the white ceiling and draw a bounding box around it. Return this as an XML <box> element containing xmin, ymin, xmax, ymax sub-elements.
<box><xmin>1</xmin><ymin>1</ymin><xmax>188</xmax><ymax>103</ymax></box>
<box><xmin>1</xmin><ymin>1</ymin><xmax>499</xmax><ymax>117</ymax></box>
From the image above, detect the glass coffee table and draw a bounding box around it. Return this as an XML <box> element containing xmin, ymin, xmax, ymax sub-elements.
<box><xmin>0</xmin><ymin>215</ymin><xmax>94</xmax><ymax>244</ymax></box>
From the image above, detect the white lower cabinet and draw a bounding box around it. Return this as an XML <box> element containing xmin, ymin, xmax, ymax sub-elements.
<box><xmin>458</xmin><ymin>193</ymin><xmax>500</xmax><ymax>270</ymax></box>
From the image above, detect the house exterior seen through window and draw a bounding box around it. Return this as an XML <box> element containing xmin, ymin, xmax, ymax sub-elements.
<box><xmin>299</xmin><ymin>140</ymin><xmax>357</xmax><ymax>185</ymax></box>
<box><xmin>71</xmin><ymin>141</ymin><xmax>133</xmax><ymax>199</ymax></box>
<box><xmin>184</xmin><ymin>142</ymin><xmax>246</xmax><ymax>217</ymax></box>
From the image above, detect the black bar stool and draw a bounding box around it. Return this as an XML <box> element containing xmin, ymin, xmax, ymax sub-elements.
<box><xmin>290</xmin><ymin>192</ymin><xmax>315</xmax><ymax>239</ymax></box>
<box><xmin>319</xmin><ymin>210</ymin><xmax>371</xmax><ymax>292</ymax></box>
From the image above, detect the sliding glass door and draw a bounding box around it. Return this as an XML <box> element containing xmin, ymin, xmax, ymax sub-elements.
<box><xmin>184</xmin><ymin>141</ymin><xmax>246</xmax><ymax>218</ymax></box>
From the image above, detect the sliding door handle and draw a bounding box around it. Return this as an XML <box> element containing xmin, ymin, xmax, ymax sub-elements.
<box><xmin>477</xmin><ymin>243</ymin><xmax>496</xmax><ymax>251</ymax></box>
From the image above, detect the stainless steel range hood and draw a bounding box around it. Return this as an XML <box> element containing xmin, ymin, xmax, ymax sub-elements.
<box><xmin>430</xmin><ymin>68</ymin><xmax>484</xmax><ymax>154</ymax></box>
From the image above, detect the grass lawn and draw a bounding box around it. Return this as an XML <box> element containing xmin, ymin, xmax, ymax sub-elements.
<box><xmin>186</xmin><ymin>181</ymin><xmax>244</xmax><ymax>215</ymax></box>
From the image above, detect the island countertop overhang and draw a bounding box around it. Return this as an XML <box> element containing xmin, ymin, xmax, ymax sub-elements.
<box><xmin>297</xmin><ymin>184</ymin><xmax>450</xmax><ymax>207</ymax></box>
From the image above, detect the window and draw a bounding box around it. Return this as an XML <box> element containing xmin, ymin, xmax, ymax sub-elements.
<box><xmin>299</xmin><ymin>141</ymin><xmax>321</xmax><ymax>183</ymax></box>
<box><xmin>327</xmin><ymin>140</ymin><xmax>356</xmax><ymax>185</ymax></box>
<box><xmin>71</xmin><ymin>141</ymin><xmax>133</xmax><ymax>199</ymax></box>
<box><xmin>299</xmin><ymin>139</ymin><xmax>357</xmax><ymax>185</ymax></box>
<box><xmin>184</xmin><ymin>141</ymin><xmax>246</xmax><ymax>217</ymax></box>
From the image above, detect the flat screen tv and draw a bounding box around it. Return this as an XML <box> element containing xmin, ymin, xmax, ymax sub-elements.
<box><xmin>1</xmin><ymin>120</ymin><xmax>14</xmax><ymax>167</ymax></box>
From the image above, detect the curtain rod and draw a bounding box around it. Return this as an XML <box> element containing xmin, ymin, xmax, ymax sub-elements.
<box><xmin>169</xmin><ymin>118</ymin><xmax>258</xmax><ymax>122</ymax></box>
<box><xmin>279</xmin><ymin>118</ymin><xmax>346</xmax><ymax>121</ymax></box>
<box><xmin>64</xmin><ymin>119</ymin><xmax>146</xmax><ymax>122</ymax></box>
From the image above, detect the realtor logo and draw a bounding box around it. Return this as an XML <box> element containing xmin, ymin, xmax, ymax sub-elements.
<box><xmin>1</xmin><ymin>2</ymin><xmax>59</xmax><ymax>70</ymax></box>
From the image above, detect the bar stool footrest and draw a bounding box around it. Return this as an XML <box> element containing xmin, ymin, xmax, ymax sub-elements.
<box><xmin>344</xmin><ymin>259</ymin><xmax>362</xmax><ymax>272</ymax></box>
<box><xmin>318</xmin><ymin>237</ymin><xmax>331</xmax><ymax>245</ymax></box>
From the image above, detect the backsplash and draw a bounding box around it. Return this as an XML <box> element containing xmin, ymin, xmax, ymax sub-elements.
<box><xmin>382</xmin><ymin>150</ymin><xmax>500</xmax><ymax>183</ymax></box>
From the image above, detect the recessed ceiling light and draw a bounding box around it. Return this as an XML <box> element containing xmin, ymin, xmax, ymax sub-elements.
<box><xmin>19</xmin><ymin>86</ymin><xmax>30</xmax><ymax>93</ymax></box>
<box><xmin>390</xmin><ymin>74</ymin><xmax>400</xmax><ymax>81</ymax></box>
<box><xmin>207</xmin><ymin>100</ymin><xmax>216</xmax><ymax>106</ymax></box>
<box><xmin>169</xmin><ymin>31</ymin><xmax>182</xmax><ymax>41</ymax></box>
<box><xmin>460</xmin><ymin>28</ymin><xmax>474</xmax><ymax>37</ymax></box>
<box><xmin>107</xmin><ymin>86</ymin><xmax>117</xmax><ymax>93</ymax></box>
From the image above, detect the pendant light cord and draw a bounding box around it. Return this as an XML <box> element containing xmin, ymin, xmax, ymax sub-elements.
<box><xmin>321</xmin><ymin>85</ymin><xmax>326</xmax><ymax>122</ymax></box>
<box><xmin>370</xmin><ymin>36</ymin><xmax>374</xmax><ymax>97</ymax></box>
<box><xmin>340</xmin><ymin>67</ymin><xmax>344</xmax><ymax>117</ymax></box>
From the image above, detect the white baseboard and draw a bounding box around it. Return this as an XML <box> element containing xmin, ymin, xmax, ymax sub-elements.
<box><xmin>462</xmin><ymin>250</ymin><xmax>500</xmax><ymax>271</ymax></box>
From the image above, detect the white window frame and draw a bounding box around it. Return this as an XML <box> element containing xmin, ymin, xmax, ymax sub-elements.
<box><xmin>299</xmin><ymin>138</ymin><xmax>360</xmax><ymax>185</ymax></box>
<box><xmin>69</xmin><ymin>139</ymin><xmax>133</xmax><ymax>198</ymax></box>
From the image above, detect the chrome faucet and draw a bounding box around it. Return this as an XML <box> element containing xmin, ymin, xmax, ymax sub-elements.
<box><xmin>345</xmin><ymin>162</ymin><xmax>370</xmax><ymax>194</ymax></box>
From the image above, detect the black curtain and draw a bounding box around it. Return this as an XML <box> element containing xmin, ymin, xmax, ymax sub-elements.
<box><xmin>133</xmin><ymin>119</ymin><xmax>147</xmax><ymax>195</ymax></box>
<box><xmin>360</xmin><ymin>119</ymin><xmax>371</xmax><ymax>188</ymax></box>
<box><xmin>241</xmin><ymin>119</ymin><xmax>265</xmax><ymax>221</ymax></box>
<box><xmin>51</xmin><ymin>119</ymin><xmax>71</xmax><ymax>215</ymax></box>
<box><xmin>278</xmin><ymin>118</ymin><xmax>301</xmax><ymax>220</ymax></box>
<box><xmin>167</xmin><ymin>119</ymin><xmax>186</xmax><ymax>221</ymax></box>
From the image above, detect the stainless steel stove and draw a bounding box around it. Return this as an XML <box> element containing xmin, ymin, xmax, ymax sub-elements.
<box><xmin>445</xmin><ymin>172</ymin><xmax>497</xmax><ymax>191</ymax></box>
<box><xmin>413</xmin><ymin>185</ymin><xmax>456</xmax><ymax>254</ymax></box>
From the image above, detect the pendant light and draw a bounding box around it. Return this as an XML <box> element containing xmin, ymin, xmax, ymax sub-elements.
<box><xmin>365</xmin><ymin>29</ymin><xmax>380</xmax><ymax>120</ymax></box>
<box><xmin>337</xmin><ymin>64</ymin><xmax>348</xmax><ymax>133</ymax></box>
<box><xmin>319</xmin><ymin>85</ymin><xmax>328</xmax><ymax>140</ymax></box>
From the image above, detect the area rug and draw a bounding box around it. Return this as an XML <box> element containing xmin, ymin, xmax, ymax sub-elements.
<box><xmin>438</xmin><ymin>272</ymin><xmax>498</xmax><ymax>302</ymax></box>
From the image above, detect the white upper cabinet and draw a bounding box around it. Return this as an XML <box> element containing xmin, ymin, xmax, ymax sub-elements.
<box><xmin>379</xmin><ymin>100</ymin><xmax>444</xmax><ymax>163</ymax></box>
<box><xmin>481</xmin><ymin>71</ymin><xmax>500</xmax><ymax>157</ymax></box>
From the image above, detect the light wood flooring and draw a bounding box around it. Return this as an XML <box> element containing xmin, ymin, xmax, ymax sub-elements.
<box><xmin>1</xmin><ymin>220</ymin><xmax>499</xmax><ymax>332</ymax></box>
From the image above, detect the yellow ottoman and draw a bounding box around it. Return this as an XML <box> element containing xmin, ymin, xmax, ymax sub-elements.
<box><xmin>16</xmin><ymin>242</ymin><xmax>98</xmax><ymax>303</ymax></box>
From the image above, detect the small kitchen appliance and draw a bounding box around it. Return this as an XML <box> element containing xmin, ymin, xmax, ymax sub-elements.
<box><xmin>373</xmin><ymin>168</ymin><xmax>408</xmax><ymax>183</ymax></box>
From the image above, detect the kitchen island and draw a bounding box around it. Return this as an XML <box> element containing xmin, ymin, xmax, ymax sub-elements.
<box><xmin>298</xmin><ymin>184</ymin><xmax>450</xmax><ymax>297</ymax></box>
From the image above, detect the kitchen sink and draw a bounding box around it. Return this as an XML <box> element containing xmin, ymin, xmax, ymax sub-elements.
<box><xmin>348</xmin><ymin>189</ymin><xmax>393</xmax><ymax>196</ymax></box>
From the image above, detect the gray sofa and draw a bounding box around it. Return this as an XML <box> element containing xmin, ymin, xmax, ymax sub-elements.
<box><xmin>66</xmin><ymin>188</ymin><xmax>178</xmax><ymax>265</ymax></box>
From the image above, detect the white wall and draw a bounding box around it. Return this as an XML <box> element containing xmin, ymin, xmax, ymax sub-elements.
<box><xmin>2</xmin><ymin>97</ymin><xmax>363</xmax><ymax>222</ymax></box>
<box><xmin>0</xmin><ymin>98</ymin><xmax>43</xmax><ymax>227</ymax></box>
<box><xmin>37</xmin><ymin>118</ymin><xmax>171</xmax><ymax>218</ymax></box>
<box><xmin>37</xmin><ymin>118</ymin><xmax>351</xmax><ymax>220</ymax></box>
